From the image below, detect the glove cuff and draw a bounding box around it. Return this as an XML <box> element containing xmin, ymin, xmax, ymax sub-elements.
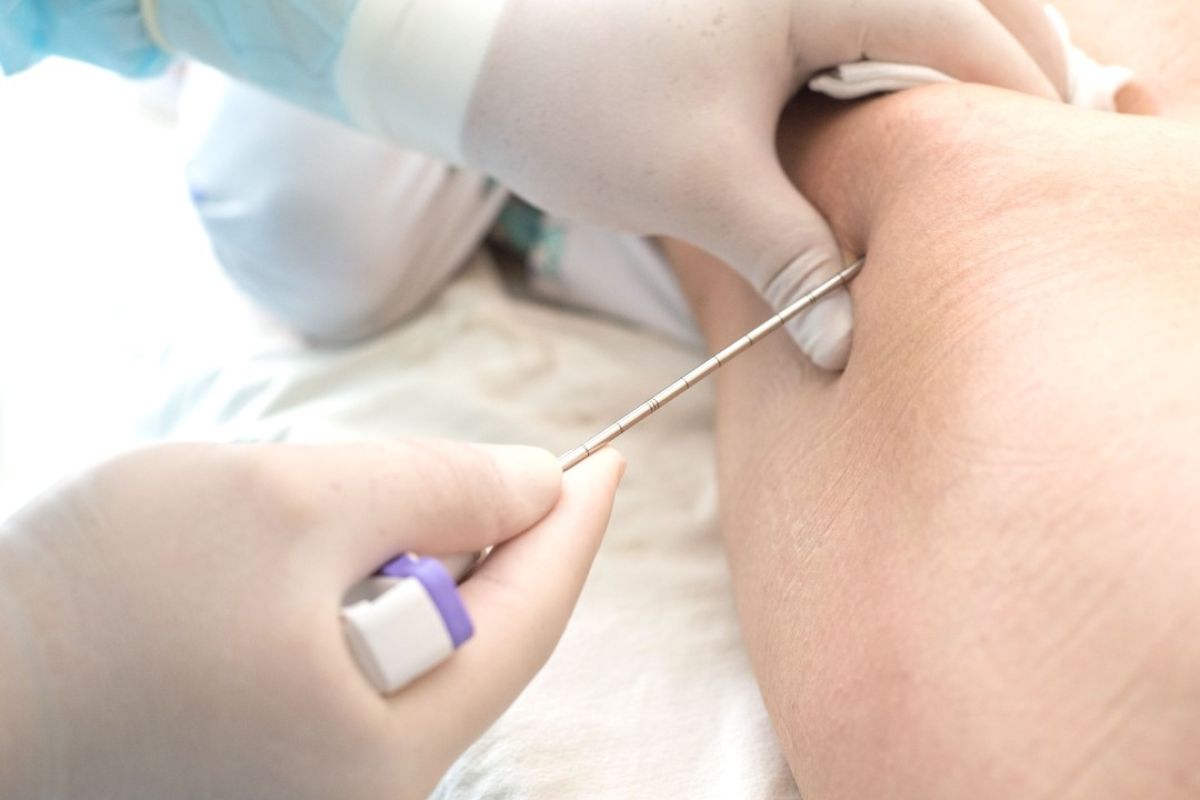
<box><xmin>335</xmin><ymin>0</ymin><xmax>504</xmax><ymax>163</ymax></box>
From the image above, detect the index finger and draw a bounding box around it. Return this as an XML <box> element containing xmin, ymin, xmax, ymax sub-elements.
<box><xmin>978</xmin><ymin>0</ymin><xmax>1070</xmax><ymax>100</ymax></box>
<box><xmin>862</xmin><ymin>0</ymin><xmax>1059</xmax><ymax>100</ymax></box>
<box><xmin>251</xmin><ymin>439</ymin><xmax>563</xmax><ymax>589</ymax></box>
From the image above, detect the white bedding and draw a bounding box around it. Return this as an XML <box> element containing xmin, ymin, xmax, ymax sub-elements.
<box><xmin>146</xmin><ymin>256</ymin><xmax>799</xmax><ymax>799</ymax></box>
<box><xmin>0</xmin><ymin>64</ymin><xmax>794</xmax><ymax>795</ymax></box>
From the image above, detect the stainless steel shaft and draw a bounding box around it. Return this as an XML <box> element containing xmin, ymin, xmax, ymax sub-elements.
<box><xmin>558</xmin><ymin>257</ymin><xmax>865</xmax><ymax>471</ymax></box>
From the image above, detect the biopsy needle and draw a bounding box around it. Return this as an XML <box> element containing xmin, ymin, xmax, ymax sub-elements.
<box><xmin>353</xmin><ymin>261</ymin><xmax>862</xmax><ymax>695</ymax></box>
<box><xmin>557</xmin><ymin>257</ymin><xmax>866</xmax><ymax>471</ymax></box>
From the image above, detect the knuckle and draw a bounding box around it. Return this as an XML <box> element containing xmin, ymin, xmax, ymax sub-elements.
<box><xmin>415</xmin><ymin>438</ymin><xmax>524</xmax><ymax>540</ymax></box>
<box><xmin>232</xmin><ymin>448</ymin><xmax>324</xmax><ymax>530</ymax></box>
<box><xmin>90</xmin><ymin>443</ymin><xmax>213</xmax><ymax>507</ymax></box>
<box><xmin>425</xmin><ymin>441</ymin><xmax>503</xmax><ymax>529</ymax></box>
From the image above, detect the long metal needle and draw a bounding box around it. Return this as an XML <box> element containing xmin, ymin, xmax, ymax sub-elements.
<box><xmin>558</xmin><ymin>257</ymin><xmax>865</xmax><ymax>471</ymax></box>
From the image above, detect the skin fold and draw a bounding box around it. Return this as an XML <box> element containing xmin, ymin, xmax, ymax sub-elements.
<box><xmin>662</xmin><ymin>6</ymin><xmax>1200</xmax><ymax>796</ymax></box>
<box><xmin>464</xmin><ymin>0</ymin><xmax>1071</xmax><ymax>369</ymax></box>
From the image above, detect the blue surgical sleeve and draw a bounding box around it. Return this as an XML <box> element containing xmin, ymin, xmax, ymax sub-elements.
<box><xmin>151</xmin><ymin>0</ymin><xmax>360</xmax><ymax>120</ymax></box>
<box><xmin>0</xmin><ymin>0</ymin><xmax>170</xmax><ymax>76</ymax></box>
<box><xmin>1</xmin><ymin>0</ymin><xmax>359</xmax><ymax>121</ymax></box>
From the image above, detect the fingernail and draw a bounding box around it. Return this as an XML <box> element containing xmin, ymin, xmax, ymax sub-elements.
<box><xmin>611</xmin><ymin>448</ymin><xmax>628</xmax><ymax>481</ymax></box>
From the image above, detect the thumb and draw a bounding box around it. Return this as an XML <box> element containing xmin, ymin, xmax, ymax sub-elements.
<box><xmin>860</xmin><ymin>0</ymin><xmax>1060</xmax><ymax>100</ymax></box>
<box><xmin>693</xmin><ymin>157</ymin><xmax>856</xmax><ymax>371</ymax></box>
<box><xmin>244</xmin><ymin>439</ymin><xmax>564</xmax><ymax>589</ymax></box>
<box><xmin>760</xmin><ymin>221</ymin><xmax>857</xmax><ymax>373</ymax></box>
<box><xmin>387</xmin><ymin>448</ymin><xmax>625</xmax><ymax>758</ymax></box>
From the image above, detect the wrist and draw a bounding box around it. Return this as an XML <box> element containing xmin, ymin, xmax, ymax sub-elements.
<box><xmin>335</xmin><ymin>0</ymin><xmax>506</xmax><ymax>162</ymax></box>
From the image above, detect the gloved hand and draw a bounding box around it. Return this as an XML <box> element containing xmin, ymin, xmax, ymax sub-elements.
<box><xmin>142</xmin><ymin>0</ymin><xmax>1067</xmax><ymax>369</ymax></box>
<box><xmin>470</xmin><ymin>0</ymin><xmax>1072</xmax><ymax>368</ymax></box>
<box><xmin>337</xmin><ymin>0</ymin><xmax>1072</xmax><ymax>369</ymax></box>
<box><xmin>5</xmin><ymin>0</ymin><xmax>1068</xmax><ymax>368</ymax></box>
<box><xmin>0</xmin><ymin>0</ymin><xmax>167</xmax><ymax>76</ymax></box>
<box><xmin>0</xmin><ymin>440</ymin><xmax>624</xmax><ymax>799</ymax></box>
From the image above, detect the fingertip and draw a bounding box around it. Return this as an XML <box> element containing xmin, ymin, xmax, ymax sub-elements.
<box><xmin>565</xmin><ymin>447</ymin><xmax>627</xmax><ymax>490</ymax></box>
<box><xmin>987</xmin><ymin>0</ymin><xmax>1072</xmax><ymax>101</ymax></box>
<box><xmin>995</xmin><ymin>59</ymin><xmax>1061</xmax><ymax>104</ymax></box>
<box><xmin>786</xmin><ymin>287</ymin><xmax>854</xmax><ymax>372</ymax></box>
<box><xmin>611</xmin><ymin>448</ymin><xmax>628</xmax><ymax>481</ymax></box>
<box><xmin>808</xmin><ymin>324</ymin><xmax>853</xmax><ymax>372</ymax></box>
<box><xmin>483</xmin><ymin>447</ymin><xmax>625</xmax><ymax>589</ymax></box>
<box><xmin>875</xmin><ymin>1</ymin><xmax>1060</xmax><ymax>102</ymax></box>
<box><xmin>764</xmin><ymin>250</ymin><xmax>856</xmax><ymax>372</ymax></box>
<box><xmin>396</xmin><ymin>443</ymin><xmax>624</xmax><ymax>749</ymax></box>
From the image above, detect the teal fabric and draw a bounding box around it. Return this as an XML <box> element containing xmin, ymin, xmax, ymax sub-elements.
<box><xmin>492</xmin><ymin>197</ymin><xmax>567</xmax><ymax>281</ymax></box>
<box><xmin>0</xmin><ymin>0</ymin><xmax>170</xmax><ymax>76</ymax></box>
<box><xmin>492</xmin><ymin>198</ymin><xmax>546</xmax><ymax>256</ymax></box>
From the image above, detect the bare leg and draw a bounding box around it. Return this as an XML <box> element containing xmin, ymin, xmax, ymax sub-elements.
<box><xmin>663</xmin><ymin>61</ymin><xmax>1200</xmax><ymax>800</ymax></box>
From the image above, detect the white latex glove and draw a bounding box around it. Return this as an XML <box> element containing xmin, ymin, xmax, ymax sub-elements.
<box><xmin>336</xmin><ymin>0</ymin><xmax>1069</xmax><ymax>369</ymax></box>
<box><xmin>138</xmin><ymin>0</ymin><xmax>1069</xmax><ymax>367</ymax></box>
<box><xmin>0</xmin><ymin>440</ymin><xmax>624</xmax><ymax>799</ymax></box>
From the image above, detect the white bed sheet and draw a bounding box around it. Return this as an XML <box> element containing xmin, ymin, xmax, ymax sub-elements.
<box><xmin>146</xmin><ymin>255</ymin><xmax>799</xmax><ymax>799</ymax></box>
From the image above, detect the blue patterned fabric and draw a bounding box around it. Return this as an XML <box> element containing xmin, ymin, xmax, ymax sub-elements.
<box><xmin>152</xmin><ymin>0</ymin><xmax>359</xmax><ymax>119</ymax></box>
<box><xmin>0</xmin><ymin>0</ymin><xmax>169</xmax><ymax>76</ymax></box>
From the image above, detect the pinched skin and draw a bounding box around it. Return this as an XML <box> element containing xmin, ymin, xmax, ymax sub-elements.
<box><xmin>465</xmin><ymin>0</ymin><xmax>1067</xmax><ymax>368</ymax></box>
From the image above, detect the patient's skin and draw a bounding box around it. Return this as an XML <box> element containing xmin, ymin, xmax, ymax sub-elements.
<box><xmin>664</xmin><ymin>69</ymin><xmax>1200</xmax><ymax>800</ymax></box>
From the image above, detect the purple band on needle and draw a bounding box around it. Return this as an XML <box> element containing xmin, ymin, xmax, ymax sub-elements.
<box><xmin>379</xmin><ymin>555</ymin><xmax>474</xmax><ymax>648</ymax></box>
